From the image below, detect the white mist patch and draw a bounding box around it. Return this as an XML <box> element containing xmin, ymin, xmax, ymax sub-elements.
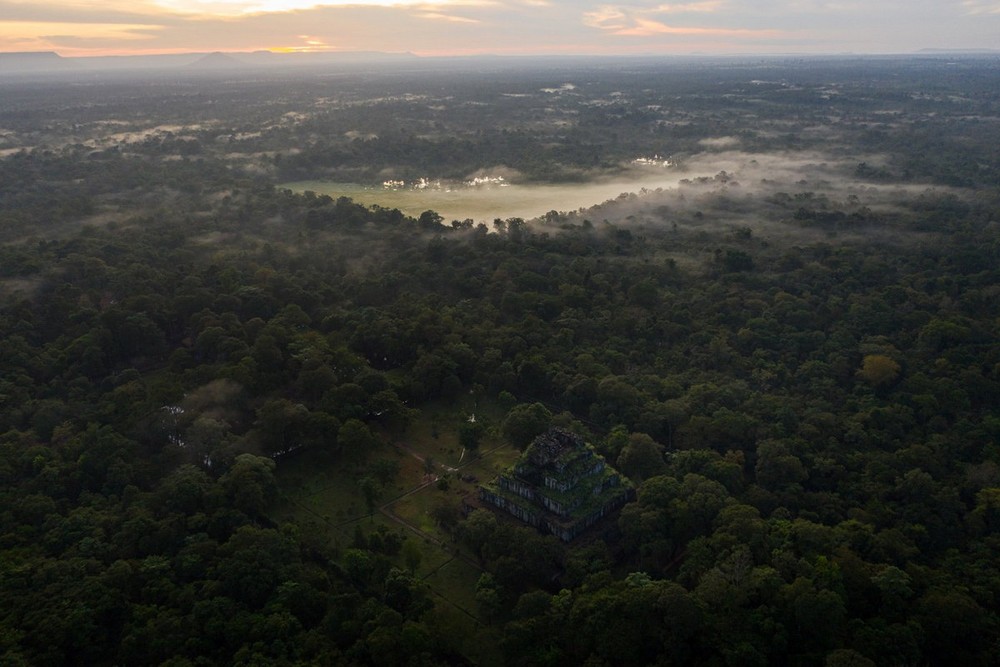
<box><xmin>540</xmin><ymin>83</ymin><xmax>577</xmax><ymax>94</ymax></box>
<box><xmin>284</xmin><ymin>168</ymin><xmax>691</xmax><ymax>224</ymax></box>
<box><xmin>286</xmin><ymin>147</ymin><xmax>968</xmax><ymax>229</ymax></box>
<box><xmin>699</xmin><ymin>136</ymin><xmax>741</xmax><ymax>149</ymax></box>
<box><xmin>674</xmin><ymin>149</ymin><xmax>872</xmax><ymax>193</ymax></box>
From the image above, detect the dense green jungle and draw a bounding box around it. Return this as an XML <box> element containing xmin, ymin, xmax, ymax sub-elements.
<box><xmin>1</xmin><ymin>56</ymin><xmax>999</xmax><ymax>666</ymax></box>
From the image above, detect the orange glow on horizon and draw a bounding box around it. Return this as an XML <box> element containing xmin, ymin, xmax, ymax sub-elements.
<box><xmin>0</xmin><ymin>20</ymin><xmax>164</xmax><ymax>56</ymax></box>
<box><xmin>267</xmin><ymin>46</ymin><xmax>338</xmax><ymax>53</ymax></box>
<box><xmin>4</xmin><ymin>41</ymin><xmax>816</xmax><ymax>59</ymax></box>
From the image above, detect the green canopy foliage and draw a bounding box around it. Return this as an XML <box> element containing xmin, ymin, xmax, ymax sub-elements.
<box><xmin>2</xmin><ymin>58</ymin><xmax>1000</xmax><ymax>666</ymax></box>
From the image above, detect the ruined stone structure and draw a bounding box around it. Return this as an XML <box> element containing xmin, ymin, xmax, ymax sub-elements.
<box><xmin>479</xmin><ymin>428</ymin><xmax>633</xmax><ymax>541</ymax></box>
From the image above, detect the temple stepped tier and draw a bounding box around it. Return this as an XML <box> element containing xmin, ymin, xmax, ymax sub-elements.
<box><xmin>479</xmin><ymin>428</ymin><xmax>634</xmax><ymax>542</ymax></box>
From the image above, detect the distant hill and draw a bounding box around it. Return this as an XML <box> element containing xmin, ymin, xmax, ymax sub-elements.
<box><xmin>0</xmin><ymin>50</ymin><xmax>421</xmax><ymax>74</ymax></box>
<box><xmin>916</xmin><ymin>47</ymin><xmax>1000</xmax><ymax>54</ymax></box>
<box><xmin>232</xmin><ymin>50</ymin><xmax>421</xmax><ymax>69</ymax></box>
<box><xmin>0</xmin><ymin>51</ymin><xmax>75</xmax><ymax>73</ymax></box>
<box><xmin>187</xmin><ymin>51</ymin><xmax>247</xmax><ymax>69</ymax></box>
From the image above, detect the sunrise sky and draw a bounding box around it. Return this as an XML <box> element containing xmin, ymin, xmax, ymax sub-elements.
<box><xmin>1</xmin><ymin>0</ymin><xmax>999</xmax><ymax>58</ymax></box>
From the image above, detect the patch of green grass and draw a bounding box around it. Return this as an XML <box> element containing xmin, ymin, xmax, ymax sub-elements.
<box><xmin>396</xmin><ymin>535</ymin><xmax>453</xmax><ymax>577</ymax></box>
<box><xmin>381</xmin><ymin>447</ymin><xmax>430</xmax><ymax>496</ymax></box>
<box><xmin>271</xmin><ymin>403</ymin><xmax>524</xmax><ymax>646</ymax></box>
<box><xmin>420</xmin><ymin>557</ymin><xmax>506</xmax><ymax>665</ymax></box>
<box><xmin>400</xmin><ymin>398</ymin><xmax>509</xmax><ymax>469</ymax></box>
<box><xmin>463</xmin><ymin>444</ymin><xmax>521</xmax><ymax>477</ymax></box>
<box><xmin>384</xmin><ymin>484</ymin><xmax>454</xmax><ymax>538</ymax></box>
<box><xmin>403</xmin><ymin>420</ymin><xmax>465</xmax><ymax>469</ymax></box>
<box><xmin>423</xmin><ymin>556</ymin><xmax>484</xmax><ymax>619</ymax></box>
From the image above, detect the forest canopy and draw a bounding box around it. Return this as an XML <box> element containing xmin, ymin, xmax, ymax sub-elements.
<box><xmin>1</xmin><ymin>56</ymin><xmax>999</xmax><ymax>666</ymax></box>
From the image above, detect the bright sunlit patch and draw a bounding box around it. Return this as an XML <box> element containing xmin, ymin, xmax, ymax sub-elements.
<box><xmin>270</xmin><ymin>34</ymin><xmax>333</xmax><ymax>51</ymax></box>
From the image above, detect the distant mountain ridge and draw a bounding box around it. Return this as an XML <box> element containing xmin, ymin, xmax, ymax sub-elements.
<box><xmin>187</xmin><ymin>52</ymin><xmax>246</xmax><ymax>69</ymax></box>
<box><xmin>0</xmin><ymin>49</ymin><xmax>419</xmax><ymax>75</ymax></box>
<box><xmin>0</xmin><ymin>51</ymin><xmax>75</xmax><ymax>73</ymax></box>
<box><xmin>3</xmin><ymin>48</ymin><xmax>999</xmax><ymax>77</ymax></box>
<box><xmin>916</xmin><ymin>47</ymin><xmax>1000</xmax><ymax>54</ymax></box>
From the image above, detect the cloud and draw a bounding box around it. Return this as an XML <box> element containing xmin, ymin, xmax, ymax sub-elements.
<box><xmin>584</xmin><ymin>2</ymin><xmax>780</xmax><ymax>38</ymax></box>
<box><xmin>0</xmin><ymin>20</ymin><xmax>162</xmax><ymax>42</ymax></box>
<box><xmin>963</xmin><ymin>0</ymin><xmax>1000</xmax><ymax>14</ymax></box>
<box><xmin>1</xmin><ymin>0</ymin><xmax>997</xmax><ymax>57</ymax></box>
<box><xmin>0</xmin><ymin>0</ymin><xmax>166</xmax><ymax>22</ymax></box>
<box><xmin>2</xmin><ymin>0</ymin><xmax>160</xmax><ymax>13</ymax></box>
<box><xmin>417</xmin><ymin>11</ymin><xmax>480</xmax><ymax>22</ymax></box>
<box><xmin>613</xmin><ymin>17</ymin><xmax>778</xmax><ymax>36</ymax></box>
<box><xmin>150</xmin><ymin>0</ymin><xmax>494</xmax><ymax>17</ymax></box>
<box><xmin>652</xmin><ymin>1</ymin><xmax>725</xmax><ymax>12</ymax></box>
<box><xmin>582</xmin><ymin>6</ymin><xmax>628</xmax><ymax>30</ymax></box>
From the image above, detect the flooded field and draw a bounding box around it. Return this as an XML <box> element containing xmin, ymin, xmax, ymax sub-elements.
<box><xmin>282</xmin><ymin>171</ymin><xmax>684</xmax><ymax>223</ymax></box>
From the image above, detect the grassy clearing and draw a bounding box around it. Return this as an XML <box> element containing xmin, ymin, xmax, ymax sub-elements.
<box><xmin>400</xmin><ymin>412</ymin><xmax>466</xmax><ymax>469</ymax></box>
<box><xmin>462</xmin><ymin>445</ymin><xmax>521</xmax><ymax>478</ymax></box>
<box><xmin>397</xmin><ymin>533</ymin><xmax>454</xmax><ymax>578</ymax></box>
<box><xmin>271</xmin><ymin>401</ymin><xmax>522</xmax><ymax>662</ymax></box>
<box><xmin>385</xmin><ymin>446</ymin><xmax>430</xmax><ymax>487</ymax></box>
<box><xmin>423</xmin><ymin>556</ymin><xmax>483</xmax><ymax>614</ymax></box>
<box><xmin>281</xmin><ymin>170</ymin><xmax>682</xmax><ymax>225</ymax></box>
<box><xmin>277</xmin><ymin>457</ymin><xmax>365</xmax><ymax>524</ymax></box>
<box><xmin>385</xmin><ymin>485</ymin><xmax>443</xmax><ymax>536</ymax></box>
<box><xmin>423</xmin><ymin>558</ymin><xmax>506</xmax><ymax>666</ymax></box>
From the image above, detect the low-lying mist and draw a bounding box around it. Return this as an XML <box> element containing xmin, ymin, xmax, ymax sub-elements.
<box><xmin>289</xmin><ymin>146</ymin><xmax>965</xmax><ymax>248</ymax></box>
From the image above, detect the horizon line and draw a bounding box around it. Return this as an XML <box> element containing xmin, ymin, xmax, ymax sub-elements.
<box><xmin>4</xmin><ymin>47</ymin><xmax>1000</xmax><ymax>60</ymax></box>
